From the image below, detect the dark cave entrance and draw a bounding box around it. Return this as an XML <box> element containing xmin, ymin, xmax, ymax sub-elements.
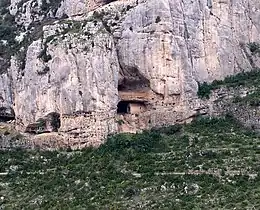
<box><xmin>117</xmin><ymin>67</ymin><xmax>150</xmax><ymax>115</ymax></box>
<box><xmin>25</xmin><ymin>112</ymin><xmax>61</xmax><ymax>134</ymax></box>
<box><xmin>117</xmin><ymin>101</ymin><xmax>147</xmax><ymax>115</ymax></box>
<box><xmin>118</xmin><ymin>67</ymin><xmax>150</xmax><ymax>92</ymax></box>
<box><xmin>117</xmin><ymin>101</ymin><xmax>130</xmax><ymax>114</ymax></box>
<box><xmin>105</xmin><ymin>0</ymin><xmax>117</xmax><ymax>3</ymax></box>
<box><xmin>0</xmin><ymin>107</ymin><xmax>15</xmax><ymax>122</ymax></box>
<box><xmin>47</xmin><ymin>112</ymin><xmax>61</xmax><ymax>132</ymax></box>
<box><xmin>0</xmin><ymin>116</ymin><xmax>15</xmax><ymax>122</ymax></box>
<box><xmin>118</xmin><ymin>79</ymin><xmax>150</xmax><ymax>92</ymax></box>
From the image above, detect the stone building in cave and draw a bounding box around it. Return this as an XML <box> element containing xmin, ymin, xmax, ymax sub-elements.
<box><xmin>117</xmin><ymin>91</ymin><xmax>148</xmax><ymax>115</ymax></box>
<box><xmin>116</xmin><ymin>72</ymin><xmax>152</xmax><ymax>133</ymax></box>
<box><xmin>117</xmin><ymin>66</ymin><xmax>151</xmax><ymax>114</ymax></box>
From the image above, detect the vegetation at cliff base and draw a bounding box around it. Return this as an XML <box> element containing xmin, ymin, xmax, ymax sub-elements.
<box><xmin>197</xmin><ymin>42</ymin><xmax>260</xmax><ymax>99</ymax></box>
<box><xmin>248</xmin><ymin>42</ymin><xmax>260</xmax><ymax>56</ymax></box>
<box><xmin>1</xmin><ymin>116</ymin><xmax>260</xmax><ymax>209</ymax></box>
<box><xmin>197</xmin><ymin>68</ymin><xmax>260</xmax><ymax>98</ymax></box>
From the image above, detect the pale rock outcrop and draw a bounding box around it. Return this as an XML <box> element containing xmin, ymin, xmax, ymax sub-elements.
<box><xmin>0</xmin><ymin>0</ymin><xmax>260</xmax><ymax>148</ymax></box>
<box><xmin>10</xmin><ymin>18</ymin><xmax>120</xmax><ymax>147</ymax></box>
<box><xmin>56</xmin><ymin>0</ymin><xmax>87</xmax><ymax>17</ymax></box>
<box><xmin>0</xmin><ymin>73</ymin><xmax>14</xmax><ymax>119</ymax></box>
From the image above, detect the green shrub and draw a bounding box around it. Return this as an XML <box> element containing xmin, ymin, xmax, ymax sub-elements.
<box><xmin>197</xmin><ymin>69</ymin><xmax>260</xmax><ymax>98</ymax></box>
<box><xmin>248</xmin><ymin>42</ymin><xmax>260</xmax><ymax>55</ymax></box>
<box><xmin>41</xmin><ymin>0</ymin><xmax>63</xmax><ymax>14</ymax></box>
<box><xmin>0</xmin><ymin>24</ymin><xmax>16</xmax><ymax>42</ymax></box>
<box><xmin>1</xmin><ymin>115</ymin><xmax>260</xmax><ymax>209</ymax></box>
<box><xmin>151</xmin><ymin>124</ymin><xmax>182</xmax><ymax>135</ymax></box>
<box><xmin>233</xmin><ymin>91</ymin><xmax>260</xmax><ymax>107</ymax></box>
<box><xmin>98</xmin><ymin>131</ymin><xmax>163</xmax><ymax>155</ymax></box>
<box><xmin>38</xmin><ymin>46</ymin><xmax>52</xmax><ymax>62</ymax></box>
<box><xmin>186</xmin><ymin>115</ymin><xmax>242</xmax><ymax>134</ymax></box>
<box><xmin>197</xmin><ymin>82</ymin><xmax>212</xmax><ymax>99</ymax></box>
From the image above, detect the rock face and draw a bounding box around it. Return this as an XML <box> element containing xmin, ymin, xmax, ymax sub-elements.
<box><xmin>0</xmin><ymin>0</ymin><xmax>260</xmax><ymax>149</ymax></box>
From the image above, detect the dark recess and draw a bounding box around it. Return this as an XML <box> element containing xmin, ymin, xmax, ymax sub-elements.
<box><xmin>48</xmin><ymin>112</ymin><xmax>61</xmax><ymax>132</ymax></box>
<box><xmin>104</xmin><ymin>0</ymin><xmax>117</xmax><ymax>4</ymax></box>
<box><xmin>117</xmin><ymin>101</ymin><xmax>130</xmax><ymax>114</ymax></box>
<box><xmin>0</xmin><ymin>107</ymin><xmax>15</xmax><ymax>122</ymax></box>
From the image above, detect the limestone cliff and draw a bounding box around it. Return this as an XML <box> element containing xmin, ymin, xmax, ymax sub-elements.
<box><xmin>0</xmin><ymin>0</ymin><xmax>260</xmax><ymax>149</ymax></box>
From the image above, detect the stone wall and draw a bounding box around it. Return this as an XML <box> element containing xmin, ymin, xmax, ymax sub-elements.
<box><xmin>60</xmin><ymin>112</ymin><xmax>118</xmax><ymax>148</ymax></box>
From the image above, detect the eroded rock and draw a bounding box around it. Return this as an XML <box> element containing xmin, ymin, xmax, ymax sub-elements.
<box><xmin>0</xmin><ymin>0</ymin><xmax>260</xmax><ymax>149</ymax></box>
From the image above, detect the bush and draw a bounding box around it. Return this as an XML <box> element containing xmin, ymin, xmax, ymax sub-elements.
<box><xmin>151</xmin><ymin>124</ymin><xmax>182</xmax><ymax>135</ymax></box>
<box><xmin>155</xmin><ymin>16</ymin><xmax>161</xmax><ymax>23</ymax></box>
<box><xmin>38</xmin><ymin>47</ymin><xmax>52</xmax><ymax>62</ymax></box>
<box><xmin>248</xmin><ymin>42</ymin><xmax>260</xmax><ymax>55</ymax></box>
<box><xmin>0</xmin><ymin>24</ymin><xmax>15</xmax><ymax>41</ymax></box>
<box><xmin>41</xmin><ymin>0</ymin><xmax>63</xmax><ymax>14</ymax></box>
<box><xmin>186</xmin><ymin>115</ymin><xmax>242</xmax><ymax>134</ymax></box>
<box><xmin>98</xmin><ymin>131</ymin><xmax>164</xmax><ymax>155</ymax></box>
<box><xmin>197</xmin><ymin>82</ymin><xmax>212</xmax><ymax>99</ymax></box>
<box><xmin>197</xmin><ymin>69</ymin><xmax>260</xmax><ymax>98</ymax></box>
<box><xmin>233</xmin><ymin>91</ymin><xmax>260</xmax><ymax>107</ymax></box>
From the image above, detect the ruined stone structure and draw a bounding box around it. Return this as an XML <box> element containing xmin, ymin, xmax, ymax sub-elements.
<box><xmin>0</xmin><ymin>0</ymin><xmax>260</xmax><ymax>149</ymax></box>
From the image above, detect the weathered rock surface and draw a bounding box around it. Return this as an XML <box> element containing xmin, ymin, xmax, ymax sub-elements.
<box><xmin>0</xmin><ymin>0</ymin><xmax>260</xmax><ymax>149</ymax></box>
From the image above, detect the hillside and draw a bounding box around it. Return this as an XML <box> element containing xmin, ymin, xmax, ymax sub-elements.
<box><xmin>0</xmin><ymin>1</ymin><xmax>260</xmax><ymax>208</ymax></box>
<box><xmin>1</xmin><ymin>116</ymin><xmax>260</xmax><ymax>209</ymax></box>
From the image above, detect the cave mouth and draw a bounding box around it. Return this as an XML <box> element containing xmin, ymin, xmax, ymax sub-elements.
<box><xmin>0</xmin><ymin>107</ymin><xmax>15</xmax><ymax>122</ymax></box>
<box><xmin>117</xmin><ymin>101</ymin><xmax>130</xmax><ymax>114</ymax></box>
<box><xmin>118</xmin><ymin>67</ymin><xmax>150</xmax><ymax>92</ymax></box>
<box><xmin>105</xmin><ymin>0</ymin><xmax>117</xmax><ymax>3</ymax></box>
<box><xmin>118</xmin><ymin>79</ymin><xmax>150</xmax><ymax>92</ymax></box>
<box><xmin>0</xmin><ymin>116</ymin><xmax>15</xmax><ymax>122</ymax></box>
<box><xmin>25</xmin><ymin>112</ymin><xmax>61</xmax><ymax>134</ymax></box>
<box><xmin>117</xmin><ymin>101</ymin><xmax>147</xmax><ymax>115</ymax></box>
<box><xmin>46</xmin><ymin>112</ymin><xmax>61</xmax><ymax>132</ymax></box>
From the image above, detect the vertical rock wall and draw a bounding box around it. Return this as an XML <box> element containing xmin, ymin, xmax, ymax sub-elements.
<box><xmin>0</xmin><ymin>0</ymin><xmax>260</xmax><ymax>148</ymax></box>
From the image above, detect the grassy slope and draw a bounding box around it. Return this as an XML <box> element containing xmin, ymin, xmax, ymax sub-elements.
<box><xmin>1</xmin><ymin>116</ymin><xmax>260</xmax><ymax>209</ymax></box>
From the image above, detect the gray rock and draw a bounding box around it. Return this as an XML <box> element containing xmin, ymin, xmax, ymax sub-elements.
<box><xmin>0</xmin><ymin>0</ymin><xmax>260</xmax><ymax>149</ymax></box>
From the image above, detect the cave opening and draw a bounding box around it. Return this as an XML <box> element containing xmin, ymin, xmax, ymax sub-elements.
<box><xmin>118</xmin><ymin>67</ymin><xmax>150</xmax><ymax>92</ymax></box>
<box><xmin>25</xmin><ymin>112</ymin><xmax>61</xmax><ymax>134</ymax></box>
<box><xmin>117</xmin><ymin>67</ymin><xmax>150</xmax><ymax>115</ymax></box>
<box><xmin>0</xmin><ymin>116</ymin><xmax>15</xmax><ymax>122</ymax></box>
<box><xmin>47</xmin><ymin>112</ymin><xmax>61</xmax><ymax>132</ymax></box>
<box><xmin>117</xmin><ymin>101</ymin><xmax>147</xmax><ymax>114</ymax></box>
<box><xmin>0</xmin><ymin>107</ymin><xmax>15</xmax><ymax>122</ymax></box>
<box><xmin>118</xmin><ymin>79</ymin><xmax>150</xmax><ymax>92</ymax></box>
<box><xmin>117</xmin><ymin>101</ymin><xmax>130</xmax><ymax>114</ymax></box>
<box><xmin>105</xmin><ymin>0</ymin><xmax>117</xmax><ymax>3</ymax></box>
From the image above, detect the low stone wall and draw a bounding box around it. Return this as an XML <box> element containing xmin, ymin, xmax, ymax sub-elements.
<box><xmin>60</xmin><ymin>112</ymin><xmax>118</xmax><ymax>148</ymax></box>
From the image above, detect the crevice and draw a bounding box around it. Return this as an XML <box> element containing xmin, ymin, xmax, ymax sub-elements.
<box><xmin>180</xmin><ymin>0</ymin><xmax>194</xmax><ymax>69</ymax></box>
<box><xmin>239</xmin><ymin>42</ymin><xmax>256</xmax><ymax>69</ymax></box>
